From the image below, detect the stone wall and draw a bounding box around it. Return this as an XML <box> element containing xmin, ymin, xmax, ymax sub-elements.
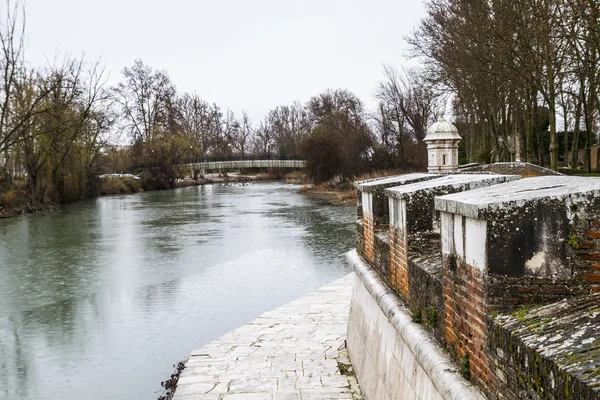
<box><xmin>355</xmin><ymin>220</ymin><xmax>365</xmax><ymax>259</ymax></box>
<box><xmin>407</xmin><ymin>255</ymin><xmax>444</xmax><ymax>344</ymax></box>
<box><xmin>373</xmin><ymin>232</ymin><xmax>391</xmax><ymax>285</ymax></box>
<box><xmin>351</xmin><ymin>172</ymin><xmax>600</xmax><ymax>400</ymax></box>
<box><xmin>435</xmin><ymin>176</ymin><xmax>600</xmax><ymax>398</ymax></box>
<box><xmin>346</xmin><ymin>251</ymin><xmax>484</xmax><ymax>400</ymax></box>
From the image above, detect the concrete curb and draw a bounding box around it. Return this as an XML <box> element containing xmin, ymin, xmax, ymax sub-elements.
<box><xmin>346</xmin><ymin>249</ymin><xmax>485</xmax><ymax>400</ymax></box>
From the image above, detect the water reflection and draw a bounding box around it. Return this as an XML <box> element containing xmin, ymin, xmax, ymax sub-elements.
<box><xmin>0</xmin><ymin>182</ymin><xmax>355</xmax><ymax>399</ymax></box>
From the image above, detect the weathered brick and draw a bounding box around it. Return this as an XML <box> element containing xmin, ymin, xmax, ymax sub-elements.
<box><xmin>584</xmin><ymin>273</ymin><xmax>600</xmax><ymax>283</ymax></box>
<box><xmin>579</xmin><ymin>252</ymin><xmax>600</xmax><ymax>261</ymax></box>
<box><xmin>587</xmin><ymin>230</ymin><xmax>600</xmax><ymax>239</ymax></box>
<box><xmin>579</xmin><ymin>241</ymin><xmax>597</xmax><ymax>250</ymax></box>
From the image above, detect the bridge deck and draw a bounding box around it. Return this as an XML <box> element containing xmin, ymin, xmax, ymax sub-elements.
<box><xmin>184</xmin><ymin>160</ymin><xmax>306</xmax><ymax>170</ymax></box>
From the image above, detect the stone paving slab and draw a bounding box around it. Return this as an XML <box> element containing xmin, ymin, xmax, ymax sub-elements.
<box><xmin>173</xmin><ymin>273</ymin><xmax>361</xmax><ymax>400</ymax></box>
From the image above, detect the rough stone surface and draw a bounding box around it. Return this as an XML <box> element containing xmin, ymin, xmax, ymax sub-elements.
<box><xmin>355</xmin><ymin>220</ymin><xmax>365</xmax><ymax>259</ymax></box>
<box><xmin>407</xmin><ymin>243</ymin><xmax>444</xmax><ymax>344</ymax></box>
<box><xmin>434</xmin><ymin>176</ymin><xmax>600</xmax><ymax>219</ymax></box>
<box><xmin>173</xmin><ymin>274</ymin><xmax>362</xmax><ymax>400</ymax></box>
<box><xmin>373</xmin><ymin>232</ymin><xmax>391</xmax><ymax>285</ymax></box>
<box><xmin>487</xmin><ymin>294</ymin><xmax>600</xmax><ymax>399</ymax></box>
<box><xmin>356</xmin><ymin>173</ymin><xmax>440</xmax><ymax>226</ymax></box>
<box><xmin>436</xmin><ymin>177</ymin><xmax>600</xmax><ymax>298</ymax></box>
<box><xmin>354</xmin><ymin>173</ymin><xmax>437</xmax><ymax>193</ymax></box>
<box><xmin>386</xmin><ymin>174</ymin><xmax>520</xmax><ymax>233</ymax></box>
<box><xmin>459</xmin><ymin>162</ymin><xmax>563</xmax><ymax>178</ymax></box>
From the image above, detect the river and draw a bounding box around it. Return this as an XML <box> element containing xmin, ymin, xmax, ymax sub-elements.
<box><xmin>0</xmin><ymin>182</ymin><xmax>356</xmax><ymax>400</ymax></box>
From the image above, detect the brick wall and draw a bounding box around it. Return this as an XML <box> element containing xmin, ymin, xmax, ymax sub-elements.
<box><xmin>373</xmin><ymin>232</ymin><xmax>391</xmax><ymax>285</ymax></box>
<box><xmin>390</xmin><ymin>226</ymin><xmax>409</xmax><ymax>299</ymax></box>
<box><xmin>442</xmin><ymin>256</ymin><xmax>492</xmax><ymax>390</ymax></box>
<box><xmin>573</xmin><ymin>215</ymin><xmax>600</xmax><ymax>288</ymax></box>
<box><xmin>356</xmin><ymin>220</ymin><xmax>365</xmax><ymax>259</ymax></box>
<box><xmin>408</xmin><ymin>258</ymin><xmax>444</xmax><ymax>343</ymax></box>
<box><xmin>486</xmin><ymin>275</ymin><xmax>591</xmax><ymax>312</ymax></box>
<box><xmin>363</xmin><ymin>215</ymin><xmax>375</xmax><ymax>264</ymax></box>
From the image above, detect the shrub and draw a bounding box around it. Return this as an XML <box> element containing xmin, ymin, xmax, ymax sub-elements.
<box><xmin>0</xmin><ymin>189</ymin><xmax>17</xmax><ymax>208</ymax></box>
<box><xmin>122</xmin><ymin>178</ymin><xmax>142</xmax><ymax>193</ymax></box>
<box><xmin>100</xmin><ymin>178</ymin><xmax>127</xmax><ymax>195</ymax></box>
<box><xmin>266</xmin><ymin>167</ymin><xmax>287</xmax><ymax>180</ymax></box>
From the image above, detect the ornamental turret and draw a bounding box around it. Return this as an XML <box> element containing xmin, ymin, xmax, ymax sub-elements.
<box><xmin>423</xmin><ymin>118</ymin><xmax>462</xmax><ymax>173</ymax></box>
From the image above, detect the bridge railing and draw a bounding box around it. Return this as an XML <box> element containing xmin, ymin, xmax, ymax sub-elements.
<box><xmin>182</xmin><ymin>159</ymin><xmax>306</xmax><ymax>170</ymax></box>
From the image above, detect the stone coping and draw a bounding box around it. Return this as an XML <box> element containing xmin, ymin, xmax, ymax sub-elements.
<box><xmin>385</xmin><ymin>174</ymin><xmax>520</xmax><ymax>200</ymax></box>
<box><xmin>354</xmin><ymin>173</ymin><xmax>439</xmax><ymax>193</ymax></box>
<box><xmin>434</xmin><ymin>176</ymin><xmax>600</xmax><ymax>219</ymax></box>
<box><xmin>346</xmin><ymin>250</ymin><xmax>485</xmax><ymax>400</ymax></box>
<box><xmin>460</xmin><ymin>161</ymin><xmax>563</xmax><ymax>176</ymax></box>
<box><xmin>492</xmin><ymin>293</ymin><xmax>600</xmax><ymax>390</ymax></box>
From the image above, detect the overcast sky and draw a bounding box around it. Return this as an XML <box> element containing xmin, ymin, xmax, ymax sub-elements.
<box><xmin>23</xmin><ymin>0</ymin><xmax>425</xmax><ymax>122</ymax></box>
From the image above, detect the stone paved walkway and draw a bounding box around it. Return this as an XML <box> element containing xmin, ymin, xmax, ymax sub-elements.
<box><xmin>173</xmin><ymin>273</ymin><xmax>361</xmax><ymax>400</ymax></box>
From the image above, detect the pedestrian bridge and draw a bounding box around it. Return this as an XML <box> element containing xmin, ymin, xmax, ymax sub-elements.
<box><xmin>182</xmin><ymin>159</ymin><xmax>306</xmax><ymax>172</ymax></box>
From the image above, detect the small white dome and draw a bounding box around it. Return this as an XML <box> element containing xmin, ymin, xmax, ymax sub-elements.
<box><xmin>424</xmin><ymin>118</ymin><xmax>462</xmax><ymax>142</ymax></box>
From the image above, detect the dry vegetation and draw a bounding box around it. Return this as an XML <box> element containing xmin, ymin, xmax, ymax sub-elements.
<box><xmin>298</xmin><ymin>169</ymin><xmax>410</xmax><ymax>206</ymax></box>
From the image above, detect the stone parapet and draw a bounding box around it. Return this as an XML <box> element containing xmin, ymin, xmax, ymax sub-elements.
<box><xmin>433</xmin><ymin>175</ymin><xmax>600</xmax><ymax>398</ymax></box>
<box><xmin>384</xmin><ymin>174</ymin><xmax>518</xmax><ymax>315</ymax></box>
<box><xmin>351</xmin><ymin>172</ymin><xmax>600</xmax><ymax>399</ymax></box>
<box><xmin>435</xmin><ymin>176</ymin><xmax>600</xmax><ymax>293</ymax></box>
<box><xmin>357</xmin><ymin>173</ymin><xmax>439</xmax><ymax>227</ymax></box>
<box><xmin>346</xmin><ymin>250</ymin><xmax>485</xmax><ymax>400</ymax></box>
<box><xmin>386</xmin><ymin>174</ymin><xmax>520</xmax><ymax>234</ymax></box>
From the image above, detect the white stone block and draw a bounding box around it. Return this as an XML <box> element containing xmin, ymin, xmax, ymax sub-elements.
<box><xmin>362</xmin><ymin>192</ymin><xmax>373</xmax><ymax>218</ymax></box>
<box><xmin>454</xmin><ymin>213</ymin><xmax>464</xmax><ymax>259</ymax></box>
<box><xmin>440</xmin><ymin>212</ymin><xmax>454</xmax><ymax>255</ymax></box>
<box><xmin>465</xmin><ymin>217</ymin><xmax>487</xmax><ymax>271</ymax></box>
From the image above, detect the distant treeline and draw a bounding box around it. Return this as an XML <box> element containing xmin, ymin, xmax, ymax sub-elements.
<box><xmin>1</xmin><ymin>0</ymin><xmax>599</xmax><ymax>210</ymax></box>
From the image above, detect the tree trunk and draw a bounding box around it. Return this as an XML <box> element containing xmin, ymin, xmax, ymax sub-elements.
<box><xmin>526</xmin><ymin>98</ymin><xmax>535</xmax><ymax>162</ymax></box>
<box><xmin>548</xmin><ymin>100</ymin><xmax>558</xmax><ymax>170</ymax></box>
<box><xmin>572</xmin><ymin>94</ymin><xmax>582</xmax><ymax>168</ymax></box>
<box><xmin>563</xmin><ymin>103</ymin><xmax>569</xmax><ymax>167</ymax></box>
<box><xmin>547</xmin><ymin>65</ymin><xmax>559</xmax><ymax>171</ymax></box>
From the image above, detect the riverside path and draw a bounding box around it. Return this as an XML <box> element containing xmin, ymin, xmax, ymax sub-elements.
<box><xmin>172</xmin><ymin>273</ymin><xmax>362</xmax><ymax>400</ymax></box>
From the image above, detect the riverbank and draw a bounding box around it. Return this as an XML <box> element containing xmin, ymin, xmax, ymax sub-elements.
<box><xmin>165</xmin><ymin>273</ymin><xmax>362</xmax><ymax>400</ymax></box>
<box><xmin>296</xmin><ymin>170</ymin><xmax>409</xmax><ymax>207</ymax></box>
<box><xmin>299</xmin><ymin>183</ymin><xmax>357</xmax><ymax>206</ymax></box>
<box><xmin>0</xmin><ymin>170</ymin><xmax>306</xmax><ymax>219</ymax></box>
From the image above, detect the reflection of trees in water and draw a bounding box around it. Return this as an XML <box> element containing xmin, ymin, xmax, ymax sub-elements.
<box><xmin>0</xmin><ymin>204</ymin><xmax>104</xmax><ymax>311</ymax></box>
<box><xmin>0</xmin><ymin>294</ymin><xmax>104</xmax><ymax>399</ymax></box>
<box><xmin>0</xmin><ymin>317</ymin><xmax>30</xmax><ymax>399</ymax></box>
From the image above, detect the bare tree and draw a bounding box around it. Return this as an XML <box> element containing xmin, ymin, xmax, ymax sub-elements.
<box><xmin>113</xmin><ymin>60</ymin><xmax>175</xmax><ymax>143</ymax></box>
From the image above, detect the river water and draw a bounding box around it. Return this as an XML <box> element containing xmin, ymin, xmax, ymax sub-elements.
<box><xmin>0</xmin><ymin>182</ymin><xmax>356</xmax><ymax>400</ymax></box>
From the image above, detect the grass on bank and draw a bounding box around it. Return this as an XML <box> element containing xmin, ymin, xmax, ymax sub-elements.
<box><xmin>298</xmin><ymin>169</ymin><xmax>407</xmax><ymax>206</ymax></box>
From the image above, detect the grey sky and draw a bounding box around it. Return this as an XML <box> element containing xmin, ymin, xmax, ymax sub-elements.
<box><xmin>24</xmin><ymin>0</ymin><xmax>425</xmax><ymax>122</ymax></box>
